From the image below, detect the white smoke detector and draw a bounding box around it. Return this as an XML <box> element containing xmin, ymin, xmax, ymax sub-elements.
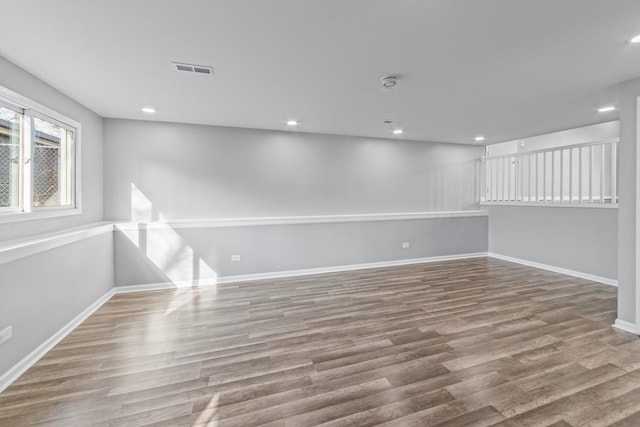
<box><xmin>381</xmin><ymin>76</ymin><xmax>398</xmax><ymax>89</ymax></box>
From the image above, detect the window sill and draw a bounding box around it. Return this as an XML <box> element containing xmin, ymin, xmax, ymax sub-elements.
<box><xmin>0</xmin><ymin>207</ymin><xmax>82</xmax><ymax>224</ymax></box>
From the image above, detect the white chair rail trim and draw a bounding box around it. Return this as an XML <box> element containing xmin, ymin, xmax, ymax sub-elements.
<box><xmin>114</xmin><ymin>210</ymin><xmax>488</xmax><ymax>231</ymax></box>
<box><xmin>0</xmin><ymin>211</ymin><xmax>488</xmax><ymax>265</ymax></box>
<box><xmin>0</xmin><ymin>223</ymin><xmax>114</xmax><ymax>266</ymax></box>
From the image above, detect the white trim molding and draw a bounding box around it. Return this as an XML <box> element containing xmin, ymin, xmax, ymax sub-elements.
<box><xmin>0</xmin><ymin>212</ymin><xmax>486</xmax><ymax>266</ymax></box>
<box><xmin>481</xmin><ymin>202</ymin><xmax>618</xmax><ymax>209</ymax></box>
<box><xmin>0</xmin><ymin>223</ymin><xmax>113</xmax><ymax>266</ymax></box>
<box><xmin>114</xmin><ymin>210</ymin><xmax>488</xmax><ymax>231</ymax></box>
<box><xmin>114</xmin><ymin>252</ymin><xmax>490</xmax><ymax>291</ymax></box>
<box><xmin>0</xmin><ymin>208</ymin><xmax>83</xmax><ymax>225</ymax></box>
<box><xmin>613</xmin><ymin>319</ymin><xmax>640</xmax><ymax>335</ymax></box>
<box><xmin>0</xmin><ymin>289</ymin><xmax>115</xmax><ymax>394</ymax></box>
<box><xmin>488</xmin><ymin>252</ymin><xmax>618</xmax><ymax>287</ymax></box>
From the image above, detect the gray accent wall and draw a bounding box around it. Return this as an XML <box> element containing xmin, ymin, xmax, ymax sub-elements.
<box><xmin>0</xmin><ymin>233</ymin><xmax>114</xmax><ymax>377</ymax></box>
<box><xmin>487</xmin><ymin>206</ymin><xmax>618</xmax><ymax>281</ymax></box>
<box><xmin>0</xmin><ymin>55</ymin><xmax>104</xmax><ymax>242</ymax></box>
<box><xmin>104</xmin><ymin>119</ymin><xmax>487</xmax><ymax>286</ymax></box>
<box><xmin>114</xmin><ymin>216</ymin><xmax>488</xmax><ymax>286</ymax></box>
<box><xmin>103</xmin><ymin>119</ymin><xmax>483</xmax><ymax>220</ymax></box>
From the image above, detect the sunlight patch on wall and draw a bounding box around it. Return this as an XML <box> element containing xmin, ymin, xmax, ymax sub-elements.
<box><xmin>131</xmin><ymin>183</ymin><xmax>154</xmax><ymax>221</ymax></box>
<box><xmin>127</xmin><ymin>182</ymin><xmax>218</xmax><ymax>287</ymax></box>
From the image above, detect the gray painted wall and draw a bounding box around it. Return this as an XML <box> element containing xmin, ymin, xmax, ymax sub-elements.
<box><xmin>0</xmin><ymin>55</ymin><xmax>109</xmax><ymax>384</ymax></box>
<box><xmin>0</xmin><ymin>55</ymin><xmax>104</xmax><ymax>241</ymax></box>
<box><xmin>617</xmin><ymin>78</ymin><xmax>640</xmax><ymax>323</ymax></box>
<box><xmin>104</xmin><ymin>119</ymin><xmax>487</xmax><ymax>285</ymax></box>
<box><xmin>486</xmin><ymin>122</ymin><xmax>620</xmax><ymax>285</ymax></box>
<box><xmin>114</xmin><ymin>217</ymin><xmax>488</xmax><ymax>286</ymax></box>
<box><xmin>487</xmin><ymin>206</ymin><xmax>618</xmax><ymax>280</ymax></box>
<box><xmin>0</xmin><ymin>233</ymin><xmax>114</xmax><ymax>377</ymax></box>
<box><xmin>104</xmin><ymin>119</ymin><xmax>483</xmax><ymax>220</ymax></box>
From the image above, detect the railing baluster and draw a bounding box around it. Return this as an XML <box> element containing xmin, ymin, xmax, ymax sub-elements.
<box><xmin>486</xmin><ymin>159</ymin><xmax>491</xmax><ymax>202</ymax></box>
<box><xmin>491</xmin><ymin>159</ymin><xmax>495</xmax><ymax>202</ymax></box>
<box><xmin>520</xmin><ymin>155</ymin><xmax>524</xmax><ymax>202</ymax></box>
<box><xmin>560</xmin><ymin>150</ymin><xmax>564</xmax><ymax>203</ymax></box>
<box><xmin>550</xmin><ymin>151</ymin><xmax>555</xmax><ymax>202</ymax></box>
<box><xmin>569</xmin><ymin>148</ymin><xmax>573</xmax><ymax>203</ymax></box>
<box><xmin>543</xmin><ymin>152</ymin><xmax>547</xmax><ymax>202</ymax></box>
<box><xmin>496</xmin><ymin>158</ymin><xmax>499</xmax><ymax>201</ymax></box>
<box><xmin>528</xmin><ymin>154</ymin><xmax>532</xmax><ymax>202</ymax></box>
<box><xmin>579</xmin><ymin>147</ymin><xmax>583</xmax><ymax>203</ymax></box>
<box><xmin>589</xmin><ymin>146</ymin><xmax>593</xmax><ymax>203</ymax></box>
<box><xmin>485</xmin><ymin>160</ymin><xmax>495</xmax><ymax>202</ymax></box>
<box><xmin>507</xmin><ymin>157</ymin><xmax>511</xmax><ymax>201</ymax></box>
<box><xmin>504</xmin><ymin>157</ymin><xmax>508</xmax><ymax>201</ymax></box>
<box><xmin>600</xmin><ymin>144</ymin><xmax>605</xmax><ymax>204</ymax></box>
<box><xmin>611</xmin><ymin>143</ymin><xmax>617</xmax><ymax>204</ymax></box>
<box><xmin>536</xmin><ymin>153</ymin><xmax>540</xmax><ymax>202</ymax></box>
<box><xmin>484</xmin><ymin>159</ymin><xmax>494</xmax><ymax>202</ymax></box>
<box><xmin>493</xmin><ymin>158</ymin><xmax>497</xmax><ymax>201</ymax></box>
<box><xmin>497</xmin><ymin>158</ymin><xmax>500</xmax><ymax>201</ymax></box>
<box><xmin>480</xmin><ymin>158</ymin><xmax>484</xmax><ymax>202</ymax></box>
<box><xmin>499</xmin><ymin>159</ymin><xmax>505</xmax><ymax>202</ymax></box>
<box><xmin>513</xmin><ymin>156</ymin><xmax>517</xmax><ymax>201</ymax></box>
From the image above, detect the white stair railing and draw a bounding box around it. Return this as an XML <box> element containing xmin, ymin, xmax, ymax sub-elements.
<box><xmin>481</xmin><ymin>139</ymin><xmax>618</xmax><ymax>205</ymax></box>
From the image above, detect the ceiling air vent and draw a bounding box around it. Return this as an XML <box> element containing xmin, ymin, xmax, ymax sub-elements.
<box><xmin>171</xmin><ymin>62</ymin><xmax>214</xmax><ymax>75</ymax></box>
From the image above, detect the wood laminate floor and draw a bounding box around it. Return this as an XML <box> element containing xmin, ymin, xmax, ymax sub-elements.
<box><xmin>1</xmin><ymin>257</ymin><xmax>639</xmax><ymax>426</ymax></box>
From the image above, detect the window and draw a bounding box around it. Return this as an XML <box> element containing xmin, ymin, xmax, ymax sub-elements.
<box><xmin>0</xmin><ymin>90</ymin><xmax>79</xmax><ymax>221</ymax></box>
<box><xmin>32</xmin><ymin>116</ymin><xmax>75</xmax><ymax>207</ymax></box>
<box><xmin>0</xmin><ymin>105</ymin><xmax>20</xmax><ymax>210</ymax></box>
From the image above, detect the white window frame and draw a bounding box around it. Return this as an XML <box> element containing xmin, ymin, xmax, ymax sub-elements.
<box><xmin>0</xmin><ymin>85</ymin><xmax>81</xmax><ymax>223</ymax></box>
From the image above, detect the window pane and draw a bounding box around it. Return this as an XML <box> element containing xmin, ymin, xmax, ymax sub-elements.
<box><xmin>33</xmin><ymin>116</ymin><xmax>74</xmax><ymax>207</ymax></box>
<box><xmin>0</xmin><ymin>106</ymin><xmax>21</xmax><ymax>209</ymax></box>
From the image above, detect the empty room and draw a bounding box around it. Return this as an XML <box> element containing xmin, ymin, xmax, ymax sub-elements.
<box><xmin>3</xmin><ymin>1</ymin><xmax>640</xmax><ymax>425</ymax></box>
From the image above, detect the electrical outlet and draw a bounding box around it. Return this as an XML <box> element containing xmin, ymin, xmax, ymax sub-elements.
<box><xmin>231</xmin><ymin>254</ymin><xmax>242</xmax><ymax>262</ymax></box>
<box><xmin>0</xmin><ymin>325</ymin><xmax>12</xmax><ymax>345</ymax></box>
<box><xmin>402</xmin><ymin>242</ymin><xmax>410</xmax><ymax>249</ymax></box>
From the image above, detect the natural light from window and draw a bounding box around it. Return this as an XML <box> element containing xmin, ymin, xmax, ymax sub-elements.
<box><xmin>0</xmin><ymin>88</ymin><xmax>78</xmax><ymax>220</ymax></box>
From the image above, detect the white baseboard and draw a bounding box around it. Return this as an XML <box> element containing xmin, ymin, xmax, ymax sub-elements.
<box><xmin>0</xmin><ymin>289</ymin><xmax>115</xmax><ymax>394</ymax></box>
<box><xmin>114</xmin><ymin>252</ymin><xmax>489</xmax><ymax>292</ymax></box>
<box><xmin>488</xmin><ymin>252</ymin><xmax>618</xmax><ymax>287</ymax></box>
<box><xmin>613</xmin><ymin>319</ymin><xmax>639</xmax><ymax>335</ymax></box>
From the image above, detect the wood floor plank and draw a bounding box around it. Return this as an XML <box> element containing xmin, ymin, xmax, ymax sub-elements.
<box><xmin>0</xmin><ymin>257</ymin><xmax>637</xmax><ymax>426</ymax></box>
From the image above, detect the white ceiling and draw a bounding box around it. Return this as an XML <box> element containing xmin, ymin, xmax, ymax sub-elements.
<box><xmin>0</xmin><ymin>0</ymin><xmax>639</xmax><ymax>144</ymax></box>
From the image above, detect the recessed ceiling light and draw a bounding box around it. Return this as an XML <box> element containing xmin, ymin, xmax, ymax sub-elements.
<box><xmin>631</xmin><ymin>34</ymin><xmax>640</xmax><ymax>43</ymax></box>
<box><xmin>141</xmin><ymin>107</ymin><xmax>156</xmax><ymax>114</ymax></box>
<box><xmin>597</xmin><ymin>106</ymin><xmax>616</xmax><ymax>113</ymax></box>
<box><xmin>286</xmin><ymin>120</ymin><xmax>298</xmax><ymax>126</ymax></box>
<box><xmin>475</xmin><ymin>136</ymin><xmax>485</xmax><ymax>142</ymax></box>
<box><xmin>393</xmin><ymin>129</ymin><xmax>403</xmax><ymax>135</ymax></box>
